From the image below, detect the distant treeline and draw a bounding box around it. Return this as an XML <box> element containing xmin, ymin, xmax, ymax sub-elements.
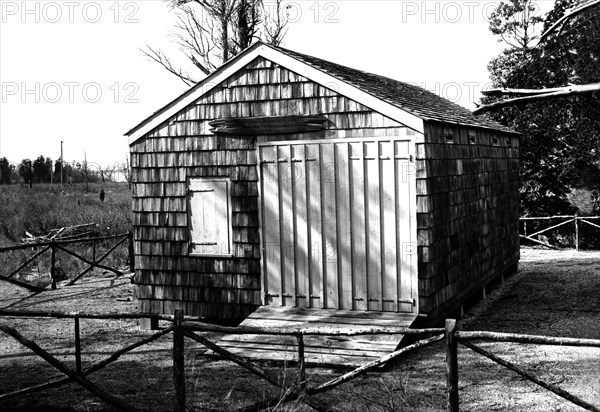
<box><xmin>0</xmin><ymin>156</ymin><xmax>131</xmax><ymax>186</ymax></box>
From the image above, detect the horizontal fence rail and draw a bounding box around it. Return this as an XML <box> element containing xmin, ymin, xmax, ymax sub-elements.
<box><xmin>520</xmin><ymin>215</ymin><xmax>600</xmax><ymax>250</ymax></box>
<box><xmin>1</xmin><ymin>311</ymin><xmax>599</xmax><ymax>411</ymax></box>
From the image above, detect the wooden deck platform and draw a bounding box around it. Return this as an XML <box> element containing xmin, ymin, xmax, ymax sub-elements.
<box><xmin>214</xmin><ymin>306</ymin><xmax>418</xmax><ymax>367</ymax></box>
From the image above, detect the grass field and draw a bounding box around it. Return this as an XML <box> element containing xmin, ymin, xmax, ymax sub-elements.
<box><xmin>0</xmin><ymin>183</ymin><xmax>132</xmax><ymax>284</ymax></box>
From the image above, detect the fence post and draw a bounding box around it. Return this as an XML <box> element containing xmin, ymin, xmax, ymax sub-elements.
<box><xmin>445</xmin><ymin>319</ymin><xmax>459</xmax><ymax>412</ymax></box>
<box><xmin>575</xmin><ymin>216</ymin><xmax>579</xmax><ymax>251</ymax></box>
<box><xmin>74</xmin><ymin>315</ymin><xmax>82</xmax><ymax>374</ymax></box>
<box><xmin>173</xmin><ymin>310</ymin><xmax>185</xmax><ymax>412</ymax></box>
<box><xmin>50</xmin><ymin>241</ymin><xmax>56</xmax><ymax>290</ymax></box>
<box><xmin>128</xmin><ymin>232</ymin><xmax>135</xmax><ymax>273</ymax></box>
<box><xmin>296</xmin><ymin>333</ymin><xmax>306</xmax><ymax>392</ymax></box>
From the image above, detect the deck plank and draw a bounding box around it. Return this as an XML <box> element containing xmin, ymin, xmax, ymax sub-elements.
<box><xmin>212</xmin><ymin>306</ymin><xmax>418</xmax><ymax>366</ymax></box>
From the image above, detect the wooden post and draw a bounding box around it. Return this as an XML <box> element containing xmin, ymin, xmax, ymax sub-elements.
<box><xmin>128</xmin><ymin>232</ymin><xmax>135</xmax><ymax>273</ymax></box>
<box><xmin>50</xmin><ymin>241</ymin><xmax>56</xmax><ymax>290</ymax></box>
<box><xmin>173</xmin><ymin>310</ymin><xmax>185</xmax><ymax>412</ymax></box>
<box><xmin>575</xmin><ymin>216</ymin><xmax>579</xmax><ymax>251</ymax></box>
<box><xmin>296</xmin><ymin>333</ymin><xmax>306</xmax><ymax>391</ymax></box>
<box><xmin>92</xmin><ymin>240</ymin><xmax>96</xmax><ymax>263</ymax></box>
<box><xmin>445</xmin><ymin>319</ymin><xmax>459</xmax><ymax>412</ymax></box>
<box><xmin>74</xmin><ymin>316</ymin><xmax>82</xmax><ymax>374</ymax></box>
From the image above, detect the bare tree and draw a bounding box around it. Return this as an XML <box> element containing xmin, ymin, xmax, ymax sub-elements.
<box><xmin>143</xmin><ymin>0</ymin><xmax>288</xmax><ymax>86</ymax></box>
<box><xmin>488</xmin><ymin>0</ymin><xmax>544</xmax><ymax>49</ymax></box>
<box><xmin>263</xmin><ymin>0</ymin><xmax>288</xmax><ymax>45</ymax></box>
<box><xmin>120</xmin><ymin>157</ymin><xmax>133</xmax><ymax>190</ymax></box>
<box><xmin>99</xmin><ymin>165</ymin><xmax>117</xmax><ymax>184</ymax></box>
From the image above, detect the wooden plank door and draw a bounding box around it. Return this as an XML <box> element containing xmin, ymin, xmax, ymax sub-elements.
<box><xmin>258</xmin><ymin>137</ymin><xmax>416</xmax><ymax>312</ymax></box>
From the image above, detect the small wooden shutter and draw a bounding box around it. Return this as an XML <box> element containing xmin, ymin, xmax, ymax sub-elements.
<box><xmin>188</xmin><ymin>178</ymin><xmax>232</xmax><ymax>255</ymax></box>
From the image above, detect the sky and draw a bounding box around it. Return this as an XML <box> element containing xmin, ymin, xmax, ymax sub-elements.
<box><xmin>0</xmin><ymin>0</ymin><xmax>555</xmax><ymax>169</ymax></box>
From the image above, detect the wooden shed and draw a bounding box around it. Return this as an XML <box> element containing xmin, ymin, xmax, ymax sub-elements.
<box><xmin>126</xmin><ymin>42</ymin><xmax>520</xmax><ymax>336</ymax></box>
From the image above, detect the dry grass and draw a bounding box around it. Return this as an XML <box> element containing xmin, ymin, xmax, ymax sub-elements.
<box><xmin>0</xmin><ymin>183</ymin><xmax>132</xmax><ymax>283</ymax></box>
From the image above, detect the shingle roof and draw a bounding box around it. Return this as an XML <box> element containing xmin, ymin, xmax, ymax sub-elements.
<box><xmin>271</xmin><ymin>45</ymin><xmax>517</xmax><ymax>134</ymax></box>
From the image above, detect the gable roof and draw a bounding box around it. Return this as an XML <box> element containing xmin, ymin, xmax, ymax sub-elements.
<box><xmin>126</xmin><ymin>42</ymin><xmax>516</xmax><ymax>143</ymax></box>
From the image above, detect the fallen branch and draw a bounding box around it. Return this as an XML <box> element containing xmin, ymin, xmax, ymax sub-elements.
<box><xmin>0</xmin><ymin>233</ymin><xmax>130</xmax><ymax>253</ymax></box>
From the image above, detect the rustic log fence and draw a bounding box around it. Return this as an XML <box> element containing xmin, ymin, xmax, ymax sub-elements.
<box><xmin>0</xmin><ymin>232</ymin><xmax>134</xmax><ymax>292</ymax></box>
<box><xmin>520</xmin><ymin>215</ymin><xmax>600</xmax><ymax>250</ymax></box>
<box><xmin>1</xmin><ymin>310</ymin><xmax>599</xmax><ymax>411</ymax></box>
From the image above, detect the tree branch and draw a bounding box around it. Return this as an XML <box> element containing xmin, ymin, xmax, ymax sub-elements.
<box><xmin>140</xmin><ymin>46</ymin><xmax>197</xmax><ymax>86</ymax></box>
<box><xmin>481</xmin><ymin>85</ymin><xmax>579</xmax><ymax>97</ymax></box>
<box><xmin>474</xmin><ymin>83</ymin><xmax>600</xmax><ymax>115</ymax></box>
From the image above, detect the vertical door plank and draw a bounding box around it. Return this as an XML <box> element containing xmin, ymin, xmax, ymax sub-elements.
<box><xmin>350</xmin><ymin>142</ymin><xmax>368</xmax><ymax>310</ymax></box>
<box><xmin>321</xmin><ymin>143</ymin><xmax>339</xmax><ymax>309</ymax></box>
<box><xmin>380</xmin><ymin>140</ymin><xmax>398</xmax><ymax>312</ymax></box>
<box><xmin>260</xmin><ymin>146</ymin><xmax>281</xmax><ymax>305</ymax></box>
<box><xmin>278</xmin><ymin>145</ymin><xmax>296</xmax><ymax>306</ymax></box>
<box><xmin>292</xmin><ymin>145</ymin><xmax>309</xmax><ymax>308</ymax></box>
<box><xmin>396</xmin><ymin>140</ymin><xmax>413</xmax><ymax>312</ymax></box>
<box><xmin>335</xmin><ymin>142</ymin><xmax>353</xmax><ymax>310</ymax></box>
<box><xmin>306</xmin><ymin>144</ymin><xmax>323</xmax><ymax>308</ymax></box>
<box><xmin>365</xmin><ymin>141</ymin><xmax>382</xmax><ymax>311</ymax></box>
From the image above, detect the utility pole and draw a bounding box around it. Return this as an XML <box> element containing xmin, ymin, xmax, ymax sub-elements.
<box><xmin>60</xmin><ymin>140</ymin><xmax>64</xmax><ymax>187</ymax></box>
<box><xmin>84</xmin><ymin>151</ymin><xmax>89</xmax><ymax>192</ymax></box>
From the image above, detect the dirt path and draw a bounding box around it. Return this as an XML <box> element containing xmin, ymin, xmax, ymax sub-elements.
<box><xmin>0</xmin><ymin>248</ymin><xmax>598</xmax><ymax>411</ymax></box>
